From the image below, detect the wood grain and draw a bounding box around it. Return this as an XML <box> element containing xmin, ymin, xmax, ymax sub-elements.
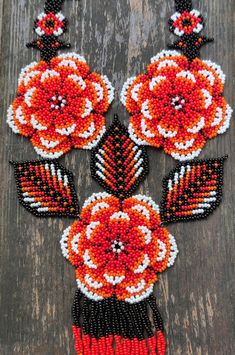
<box><xmin>0</xmin><ymin>0</ymin><xmax>234</xmax><ymax>354</ymax></box>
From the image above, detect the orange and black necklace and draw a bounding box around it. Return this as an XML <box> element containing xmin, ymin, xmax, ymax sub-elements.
<box><xmin>8</xmin><ymin>0</ymin><xmax>231</xmax><ymax>354</ymax></box>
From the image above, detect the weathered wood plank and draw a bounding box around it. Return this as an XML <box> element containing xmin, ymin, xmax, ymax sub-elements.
<box><xmin>0</xmin><ymin>0</ymin><xmax>234</xmax><ymax>354</ymax></box>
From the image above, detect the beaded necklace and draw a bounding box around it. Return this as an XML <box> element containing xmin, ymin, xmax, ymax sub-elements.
<box><xmin>8</xmin><ymin>0</ymin><xmax>231</xmax><ymax>354</ymax></box>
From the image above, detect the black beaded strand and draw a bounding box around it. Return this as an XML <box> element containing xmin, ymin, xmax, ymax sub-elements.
<box><xmin>72</xmin><ymin>292</ymin><xmax>163</xmax><ymax>340</ymax></box>
<box><xmin>175</xmin><ymin>0</ymin><xmax>192</xmax><ymax>12</ymax></box>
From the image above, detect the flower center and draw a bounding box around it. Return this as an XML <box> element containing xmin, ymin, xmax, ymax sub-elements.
<box><xmin>171</xmin><ymin>96</ymin><xmax>185</xmax><ymax>111</ymax></box>
<box><xmin>50</xmin><ymin>95</ymin><xmax>67</xmax><ymax>110</ymax></box>
<box><xmin>182</xmin><ymin>18</ymin><xmax>192</xmax><ymax>27</ymax></box>
<box><xmin>46</xmin><ymin>19</ymin><xmax>55</xmax><ymax>28</ymax></box>
<box><xmin>111</xmin><ymin>240</ymin><xmax>125</xmax><ymax>254</ymax></box>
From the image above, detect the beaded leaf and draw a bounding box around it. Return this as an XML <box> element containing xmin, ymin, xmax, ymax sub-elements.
<box><xmin>160</xmin><ymin>157</ymin><xmax>227</xmax><ymax>223</ymax></box>
<box><xmin>11</xmin><ymin>160</ymin><xmax>79</xmax><ymax>217</ymax></box>
<box><xmin>91</xmin><ymin>116</ymin><xmax>149</xmax><ymax>199</ymax></box>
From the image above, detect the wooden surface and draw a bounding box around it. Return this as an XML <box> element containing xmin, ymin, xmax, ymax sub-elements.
<box><xmin>0</xmin><ymin>0</ymin><xmax>234</xmax><ymax>354</ymax></box>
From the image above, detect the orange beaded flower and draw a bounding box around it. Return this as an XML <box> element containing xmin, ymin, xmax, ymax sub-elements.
<box><xmin>61</xmin><ymin>192</ymin><xmax>178</xmax><ymax>303</ymax></box>
<box><xmin>121</xmin><ymin>50</ymin><xmax>232</xmax><ymax>161</ymax></box>
<box><xmin>7</xmin><ymin>53</ymin><xmax>114</xmax><ymax>158</ymax></box>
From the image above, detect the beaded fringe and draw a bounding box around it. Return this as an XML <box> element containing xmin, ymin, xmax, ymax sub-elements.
<box><xmin>72</xmin><ymin>290</ymin><xmax>166</xmax><ymax>355</ymax></box>
<box><xmin>72</xmin><ymin>327</ymin><xmax>166</xmax><ymax>355</ymax></box>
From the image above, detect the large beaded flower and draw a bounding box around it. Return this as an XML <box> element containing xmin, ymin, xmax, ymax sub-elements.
<box><xmin>121</xmin><ymin>50</ymin><xmax>232</xmax><ymax>161</ymax></box>
<box><xmin>35</xmin><ymin>12</ymin><xmax>66</xmax><ymax>37</ymax></box>
<box><xmin>7</xmin><ymin>53</ymin><xmax>114</xmax><ymax>158</ymax></box>
<box><xmin>169</xmin><ymin>10</ymin><xmax>203</xmax><ymax>37</ymax></box>
<box><xmin>61</xmin><ymin>193</ymin><xmax>178</xmax><ymax>303</ymax></box>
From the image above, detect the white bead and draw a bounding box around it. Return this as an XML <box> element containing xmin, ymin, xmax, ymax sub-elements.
<box><xmin>133</xmin><ymin>205</ymin><xmax>150</xmax><ymax>219</ymax></box>
<box><xmin>83</xmin><ymin>249</ymin><xmax>97</xmax><ymax>269</ymax></box>
<box><xmin>34</xmin><ymin>147</ymin><xmax>64</xmax><ymax>159</ymax></box>
<box><xmin>203</xmin><ymin>60</ymin><xmax>226</xmax><ymax>84</ymax></box>
<box><xmin>187</xmin><ymin>117</ymin><xmax>205</xmax><ymax>134</ymax></box>
<box><xmin>101</xmin><ymin>75</ymin><xmax>115</xmax><ymax>104</ymax></box>
<box><xmin>218</xmin><ymin>104</ymin><xmax>233</xmax><ymax>134</ymax></box>
<box><xmin>56</xmin><ymin>123</ymin><xmax>77</xmax><ymax>136</ymax></box>
<box><xmin>158</xmin><ymin>59</ymin><xmax>178</xmax><ymax>69</ymax></box>
<box><xmin>128</xmin><ymin>123</ymin><xmax>149</xmax><ymax>146</ymax></box>
<box><xmin>79</xmin><ymin>122</ymin><xmax>95</xmax><ymax>138</ymax></box>
<box><xmin>86</xmin><ymin>221</ymin><xmax>100</xmax><ymax>239</ymax></box>
<box><xmin>134</xmin><ymin>254</ymin><xmax>150</xmax><ymax>273</ymax></box>
<box><xmin>141</xmin><ymin>119</ymin><xmax>155</xmax><ymax>138</ymax></box>
<box><xmin>120</xmin><ymin>77</ymin><xmax>136</xmax><ymax>106</ymax></box>
<box><xmin>141</xmin><ymin>100</ymin><xmax>153</xmax><ymax>120</ymax></box>
<box><xmin>171</xmin><ymin>149</ymin><xmax>202</xmax><ymax>161</ymax></box>
<box><xmin>174</xmin><ymin>138</ymin><xmax>195</xmax><ymax>151</ymax></box>
<box><xmin>150</xmin><ymin>50</ymin><xmax>181</xmax><ymax>64</ymax></box>
<box><xmin>58</xmin><ymin>52</ymin><xmax>86</xmax><ymax>63</ymax></box>
<box><xmin>157</xmin><ymin>124</ymin><xmax>177</xmax><ymax>138</ymax></box>
<box><xmin>60</xmin><ymin>226</ymin><xmax>71</xmax><ymax>259</ymax></box>
<box><xmin>125</xmin><ymin>285</ymin><xmax>154</xmax><ymax>304</ymax></box>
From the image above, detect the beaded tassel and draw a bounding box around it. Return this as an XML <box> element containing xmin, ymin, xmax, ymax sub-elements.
<box><xmin>72</xmin><ymin>291</ymin><xmax>166</xmax><ymax>355</ymax></box>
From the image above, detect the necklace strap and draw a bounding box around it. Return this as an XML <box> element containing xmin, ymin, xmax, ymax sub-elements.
<box><xmin>168</xmin><ymin>0</ymin><xmax>213</xmax><ymax>60</ymax></box>
<box><xmin>175</xmin><ymin>0</ymin><xmax>192</xmax><ymax>12</ymax></box>
<box><xmin>44</xmin><ymin>0</ymin><xmax>65</xmax><ymax>13</ymax></box>
<box><xmin>27</xmin><ymin>0</ymin><xmax>70</xmax><ymax>62</ymax></box>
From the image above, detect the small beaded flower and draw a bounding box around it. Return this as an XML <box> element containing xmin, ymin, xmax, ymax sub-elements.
<box><xmin>61</xmin><ymin>192</ymin><xmax>178</xmax><ymax>303</ymax></box>
<box><xmin>7</xmin><ymin>53</ymin><xmax>114</xmax><ymax>159</ymax></box>
<box><xmin>169</xmin><ymin>10</ymin><xmax>203</xmax><ymax>37</ymax></box>
<box><xmin>121</xmin><ymin>50</ymin><xmax>232</xmax><ymax>161</ymax></box>
<box><xmin>7</xmin><ymin>0</ymin><xmax>114</xmax><ymax>159</ymax></box>
<box><xmin>121</xmin><ymin>0</ymin><xmax>232</xmax><ymax>161</ymax></box>
<box><xmin>35</xmin><ymin>12</ymin><xmax>66</xmax><ymax>37</ymax></box>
